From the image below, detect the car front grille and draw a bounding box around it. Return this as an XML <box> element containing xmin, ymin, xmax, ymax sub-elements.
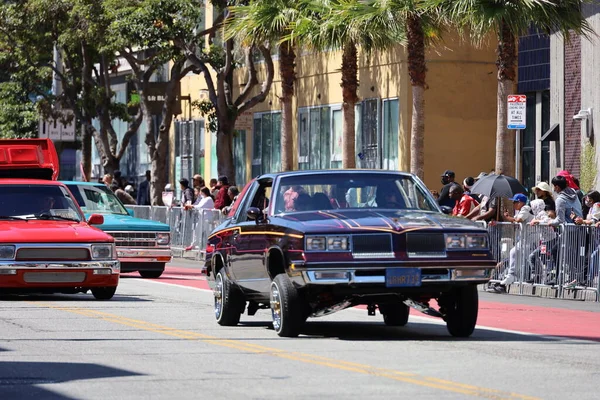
<box><xmin>352</xmin><ymin>234</ymin><xmax>394</xmax><ymax>259</ymax></box>
<box><xmin>405</xmin><ymin>232</ymin><xmax>446</xmax><ymax>258</ymax></box>
<box><xmin>16</xmin><ymin>248</ymin><xmax>91</xmax><ymax>261</ymax></box>
<box><xmin>108</xmin><ymin>232</ymin><xmax>158</xmax><ymax>248</ymax></box>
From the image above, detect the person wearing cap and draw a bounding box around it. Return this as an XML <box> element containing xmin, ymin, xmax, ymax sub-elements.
<box><xmin>438</xmin><ymin>170</ymin><xmax>456</xmax><ymax>208</ymax></box>
<box><xmin>214</xmin><ymin>175</ymin><xmax>232</xmax><ymax>210</ymax></box>
<box><xmin>179</xmin><ymin>178</ymin><xmax>195</xmax><ymax>206</ymax></box>
<box><xmin>532</xmin><ymin>175</ymin><xmax>582</xmax><ymax>227</ymax></box>
<box><xmin>503</xmin><ymin>194</ymin><xmax>533</xmax><ymax>224</ymax></box>
<box><xmin>495</xmin><ymin>193</ymin><xmax>533</xmax><ymax>288</ymax></box>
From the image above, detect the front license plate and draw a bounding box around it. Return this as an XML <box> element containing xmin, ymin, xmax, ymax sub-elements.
<box><xmin>386</xmin><ymin>268</ymin><xmax>422</xmax><ymax>287</ymax></box>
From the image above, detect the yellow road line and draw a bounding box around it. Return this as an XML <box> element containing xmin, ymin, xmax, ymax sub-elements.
<box><xmin>30</xmin><ymin>303</ymin><xmax>539</xmax><ymax>400</ymax></box>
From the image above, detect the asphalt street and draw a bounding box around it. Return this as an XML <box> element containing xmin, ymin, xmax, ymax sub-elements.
<box><xmin>1</xmin><ymin>264</ymin><xmax>599</xmax><ymax>400</ymax></box>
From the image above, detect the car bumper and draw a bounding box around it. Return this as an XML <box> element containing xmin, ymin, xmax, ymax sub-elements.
<box><xmin>116</xmin><ymin>247</ymin><xmax>172</xmax><ymax>263</ymax></box>
<box><xmin>0</xmin><ymin>260</ymin><xmax>120</xmax><ymax>288</ymax></box>
<box><xmin>289</xmin><ymin>263</ymin><xmax>496</xmax><ymax>287</ymax></box>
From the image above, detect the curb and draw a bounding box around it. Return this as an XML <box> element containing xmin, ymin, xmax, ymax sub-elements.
<box><xmin>480</xmin><ymin>282</ymin><xmax>598</xmax><ymax>302</ymax></box>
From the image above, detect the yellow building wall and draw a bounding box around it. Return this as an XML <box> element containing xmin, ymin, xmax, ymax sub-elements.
<box><xmin>171</xmin><ymin>18</ymin><xmax>498</xmax><ymax>192</ymax></box>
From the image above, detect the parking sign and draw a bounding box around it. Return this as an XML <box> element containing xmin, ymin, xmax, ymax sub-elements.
<box><xmin>507</xmin><ymin>95</ymin><xmax>526</xmax><ymax>129</ymax></box>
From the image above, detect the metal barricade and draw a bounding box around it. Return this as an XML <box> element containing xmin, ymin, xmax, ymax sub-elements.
<box><xmin>517</xmin><ymin>224</ymin><xmax>560</xmax><ymax>287</ymax></box>
<box><xmin>557</xmin><ymin>224</ymin><xmax>599</xmax><ymax>299</ymax></box>
<box><xmin>487</xmin><ymin>222</ymin><xmax>520</xmax><ymax>282</ymax></box>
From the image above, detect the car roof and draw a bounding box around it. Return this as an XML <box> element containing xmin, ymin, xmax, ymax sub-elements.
<box><xmin>0</xmin><ymin>179</ymin><xmax>66</xmax><ymax>186</ymax></box>
<box><xmin>61</xmin><ymin>181</ymin><xmax>103</xmax><ymax>187</ymax></box>
<box><xmin>255</xmin><ymin>169</ymin><xmax>415</xmax><ymax>180</ymax></box>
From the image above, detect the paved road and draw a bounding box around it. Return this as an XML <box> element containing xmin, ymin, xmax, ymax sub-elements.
<box><xmin>1</xmin><ymin>265</ymin><xmax>599</xmax><ymax>400</ymax></box>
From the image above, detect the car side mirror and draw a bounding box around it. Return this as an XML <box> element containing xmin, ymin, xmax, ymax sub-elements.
<box><xmin>440</xmin><ymin>206</ymin><xmax>453</xmax><ymax>215</ymax></box>
<box><xmin>247</xmin><ymin>207</ymin><xmax>262</xmax><ymax>221</ymax></box>
<box><xmin>87</xmin><ymin>214</ymin><xmax>104</xmax><ymax>225</ymax></box>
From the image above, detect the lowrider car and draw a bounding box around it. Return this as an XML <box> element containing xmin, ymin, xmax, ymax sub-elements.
<box><xmin>63</xmin><ymin>181</ymin><xmax>172</xmax><ymax>278</ymax></box>
<box><xmin>204</xmin><ymin>170</ymin><xmax>495</xmax><ymax>337</ymax></box>
<box><xmin>0</xmin><ymin>139</ymin><xmax>120</xmax><ymax>300</ymax></box>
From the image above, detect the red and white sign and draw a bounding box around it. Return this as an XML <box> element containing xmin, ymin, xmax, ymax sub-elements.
<box><xmin>507</xmin><ymin>94</ymin><xmax>526</xmax><ymax>129</ymax></box>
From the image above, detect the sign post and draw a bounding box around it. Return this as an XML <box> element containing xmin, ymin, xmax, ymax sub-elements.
<box><xmin>507</xmin><ymin>95</ymin><xmax>527</xmax><ymax>181</ymax></box>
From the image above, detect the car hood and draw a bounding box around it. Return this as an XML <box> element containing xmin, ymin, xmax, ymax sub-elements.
<box><xmin>0</xmin><ymin>220</ymin><xmax>113</xmax><ymax>243</ymax></box>
<box><xmin>82</xmin><ymin>213</ymin><xmax>170</xmax><ymax>232</ymax></box>
<box><xmin>275</xmin><ymin>209</ymin><xmax>484</xmax><ymax>233</ymax></box>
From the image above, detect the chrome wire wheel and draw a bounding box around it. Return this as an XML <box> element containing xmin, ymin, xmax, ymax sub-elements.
<box><xmin>270</xmin><ymin>281</ymin><xmax>282</xmax><ymax>333</ymax></box>
<box><xmin>214</xmin><ymin>272</ymin><xmax>224</xmax><ymax>320</ymax></box>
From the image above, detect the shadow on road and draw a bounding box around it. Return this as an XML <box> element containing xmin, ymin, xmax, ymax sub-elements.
<box><xmin>0</xmin><ymin>293</ymin><xmax>152</xmax><ymax>302</ymax></box>
<box><xmin>0</xmin><ymin>361</ymin><xmax>143</xmax><ymax>399</ymax></box>
<box><xmin>238</xmin><ymin>318</ymin><xmax>599</xmax><ymax>343</ymax></box>
<box><xmin>297</xmin><ymin>320</ymin><xmax>600</xmax><ymax>343</ymax></box>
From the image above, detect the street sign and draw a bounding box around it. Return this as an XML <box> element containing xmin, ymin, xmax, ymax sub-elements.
<box><xmin>507</xmin><ymin>94</ymin><xmax>526</xmax><ymax>129</ymax></box>
<box><xmin>38</xmin><ymin>110</ymin><xmax>76</xmax><ymax>142</ymax></box>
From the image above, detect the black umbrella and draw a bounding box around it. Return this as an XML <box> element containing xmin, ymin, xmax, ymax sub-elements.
<box><xmin>469</xmin><ymin>174</ymin><xmax>527</xmax><ymax>199</ymax></box>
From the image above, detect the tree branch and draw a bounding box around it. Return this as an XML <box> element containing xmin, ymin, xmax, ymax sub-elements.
<box><xmin>234</xmin><ymin>46</ymin><xmax>259</xmax><ymax>107</ymax></box>
<box><xmin>115</xmin><ymin>109</ymin><xmax>143</xmax><ymax>161</ymax></box>
<box><xmin>238</xmin><ymin>45</ymin><xmax>274</xmax><ymax>114</ymax></box>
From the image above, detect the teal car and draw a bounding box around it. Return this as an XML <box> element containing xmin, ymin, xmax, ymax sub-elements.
<box><xmin>62</xmin><ymin>181</ymin><xmax>172</xmax><ymax>278</ymax></box>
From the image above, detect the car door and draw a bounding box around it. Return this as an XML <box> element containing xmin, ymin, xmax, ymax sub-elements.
<box><xmin>230</xmin><ymin>179</ymin><xmax>272</xmax><ymax>295</ymax></box>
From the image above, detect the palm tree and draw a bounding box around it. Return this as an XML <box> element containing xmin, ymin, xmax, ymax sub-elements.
<box><xmin>442</xmin><ymin>0</ymin><xmax>592</xmax><ymax>176</ymax></box>
<box><xmin>226</xmin><ymin>0</ymin><xmax>307</xmax><ymax>172</ymax></box>
<box><xmin>293</xmin><ymin>0</ymin><xmax>403</xmax><ymax>169</ymax></box>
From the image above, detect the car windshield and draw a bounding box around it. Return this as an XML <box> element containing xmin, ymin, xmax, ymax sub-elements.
<box><xmin>0</xmin><ymin>184</ymin><xmax>83</xmax><ymax>221</ymax></box>
<box><xmin>273</xmin><ymin>173</ymin><xmax>439</xmax><ymax>214</ymax></box>
<box><xmin>67</xmin><ymin>184</ymin><xmax>129</xmax><ymax>215</ymax></box>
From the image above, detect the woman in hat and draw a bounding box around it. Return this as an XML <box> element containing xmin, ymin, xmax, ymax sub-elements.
<box><xmin>532</xmin><ymin>182</ymin><xmax>556</xmax><ymax>218</ymax></box>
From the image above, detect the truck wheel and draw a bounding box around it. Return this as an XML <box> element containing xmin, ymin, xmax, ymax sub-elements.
<box><xmin>214</xmin><ymin>269</ymin><xmax>244</xmax><ymax>326</ymax></box>
<box><xmin>139</xmin><ymin>269</ymin><xmax>164</xmax><ymax>279</ymax></box>
<box><xmin>270</xmin><ymin>274</ymin><xmax>307</xmax><ymax>337</ymax></box>
<box><xmin>380</xmin><ymin>303</ymin><xmax>410</xmax><ymax>327</ymax></box>
<box><xmin>443</xmin><ymin>285</ymin><xmax>479</xmax><ymax>337</ymax></box>
<box><xmin>91</xmin><ymin>286</ymin><xmax>117</xmax><ymax>300</ymax></box>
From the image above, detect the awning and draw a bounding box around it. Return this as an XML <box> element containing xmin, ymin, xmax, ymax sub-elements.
<box><xmin>541</xmin><ymin>123</ymin><xmax>559</xmax><ymax>142</ymax></box>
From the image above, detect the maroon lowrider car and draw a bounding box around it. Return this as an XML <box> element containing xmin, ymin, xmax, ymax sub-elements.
<box><xmin>204</xmin><ymin>170</ymin><xmax>495</xmax><ymax>337</ymax></box>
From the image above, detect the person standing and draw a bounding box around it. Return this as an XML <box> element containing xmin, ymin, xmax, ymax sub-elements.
<box><xmin>179</xmin><ymin>178</ymin><xmax>195</xmax><ymax>206</ymax></box>
<box><xmin>214</xmin><ymin>176</ymin><xmax>232</xmax><ymax>210</ymax></box>
<box><xmin>137</xmin><ymin>170</ymin><xmax>151</xmax><ymax>206</ymax></box>
<box><xmin>449</xmin><ymin>184</ymin><xmax>479</xmax><ymax>217</ymax></box>
<box><xmin>438</xmin><ymin>170</ymin><xmax>456</xmax><ymax>208</ymax></box>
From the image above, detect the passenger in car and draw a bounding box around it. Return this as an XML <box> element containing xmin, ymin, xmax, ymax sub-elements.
<box><xmin>312</xmin><ymin>192</ymin><xmax>332</xmax><ymax>210</ymax></box>
<box><xmin>294</xmin><ymin>193</ymin><xmax>312</xmax><ymax>211</ymax></box>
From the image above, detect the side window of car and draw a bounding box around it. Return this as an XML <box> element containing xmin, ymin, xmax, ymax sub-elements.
<box><xmin>237</xmin><ymin>179</ymin><xmax>272</xmax><ymax>222</ymax></box>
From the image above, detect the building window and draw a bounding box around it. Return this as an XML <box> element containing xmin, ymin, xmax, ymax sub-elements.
<box><xmin>175</xmin><ymin>119</ymin><xmax>205</xmax><ymax>193</ymax></box>
<box><xmin>382</xmin><ymin>99</ymin><xmax>399</xmax><ymax>170</ymax></box>
<box><xmin>522</xmin><ymin>93</ymin><xmax>537</xmax><ymax>192</ymax></box>
<box><xmin>298</xmin><ymin>105</ymin><xmax>342</xmax><ymax>170</ymax></box>
<box><xmin>541</xmin><ymin>90</ymin><xmax>550</xmax><ymax>183</ymax></box>
<box><xmin>252</xmin><ymin>112</ymin><xmax>281</xmax><ymax>176</ymax></box>
<box><xmin>233</xmin><ymin>130</ymin><xmax>247</xmax><ymax>187</ymax></box>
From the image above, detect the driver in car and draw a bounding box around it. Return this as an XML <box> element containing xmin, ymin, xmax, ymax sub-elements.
<box><xmin>39</xmin><ymin>196</ymin><xmax>56</xmax><ymax>215</ymax></box>
<box><xmin>376</xmin><ymin>186</ymin><xmax>402</xmax><ymax>209</ymax></box>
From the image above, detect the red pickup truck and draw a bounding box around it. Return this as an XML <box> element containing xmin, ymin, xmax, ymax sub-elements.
<box><xmin>0</xmin><ymin>139</ymin><xmax>120</xmax><ymax>300</ymax></box>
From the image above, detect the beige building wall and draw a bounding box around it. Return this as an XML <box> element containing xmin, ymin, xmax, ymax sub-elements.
<box><xmin>171</xmin><ymin>12</ymin><xmax>498</xmax><ymax>192</ymax></box>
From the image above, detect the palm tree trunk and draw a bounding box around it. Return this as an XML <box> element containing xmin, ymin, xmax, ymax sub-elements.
<box><xmin>341</xmin><ymin>41</ymin><xmax>359</xmax><ymax>169</ymax></box>
<box><xmin>407</xmin><ymin>16</ymin><xmax>427</xmax><ymax>180</ymax></box>
<box><xmin>495</xmin><ymin>20</ymin><xmax>517</xmax><ymax>176</ymax></box>
<box><xmin>279</xmin><ymin>42</ymin><xmax>296</xmax><ymax>172</ymax></box>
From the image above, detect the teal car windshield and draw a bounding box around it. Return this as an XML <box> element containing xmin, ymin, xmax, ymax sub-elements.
<box><xmin>67</xmin><ymin>184</ymin><xmax>129</xmax><ymax>215</ymax></box>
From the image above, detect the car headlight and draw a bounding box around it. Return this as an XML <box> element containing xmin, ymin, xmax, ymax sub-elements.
<box><xmin>327</xmin><ymin>236</ymin><xmax>349</xmax><ymax>251</ymax></box>
<box><xmin>466</xmin><ymin>234</ymin><xmax>488</xmax><ymax>250</ymax></box>
<box><xmin>0</xmin><ymin>245</ymin><xmax>15</xmax><ymax>260</ymax></box>
<box><xmin>91</xmin><ymin>244</ymin><xmax>115</xmax><ymax>260</ymax></box>
<box><xmin>157</xmin><ymin>232</ymin><xmax>170</xmax><ymax>245</ymax></box>
<box><xmin>445</xmin><ymin>234</ymin><xmax>488</xmax><ymax>250</ymax></box>
<box><xmin>305</xmin><ymin>236</ymin><xmax>326</xmax><ymax>251</ymax></box>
